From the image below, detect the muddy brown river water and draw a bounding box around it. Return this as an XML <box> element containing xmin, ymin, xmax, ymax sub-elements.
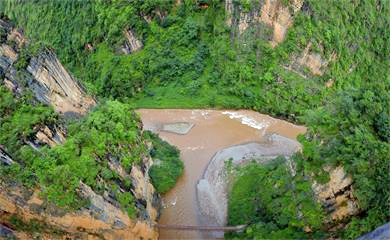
<box><xmin>137</xmin><ymin>109</ymin><xmax>306</xmax><ymax>239</ymax></box>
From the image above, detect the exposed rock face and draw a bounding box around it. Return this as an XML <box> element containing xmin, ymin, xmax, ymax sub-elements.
<box><xmin>225</xmin><ymin>2</ymin><xmax>261</xmax><ymax>34</ymax></box>
<box><xmin>27</xmin><ymin>50</ymin><xmax>96</xmax><ymax>115</ymax></box>
<box><xmin>0</xmin><ymin>181</ymin><xmax>158</xmax><ymax>240</ymax></box>
<box><xmin>325</xmin><ymin>78</ymin><xmax>335</xmax><ymax>88</ymax></box>
<box><xmin>295</xmin><ymin>42</ymin><xmax>336</xmax><ymax>76</ymax></box>
<box><xmin>225</xmin><ymin>0</ymin><xmax>303</xmax><ymax>46</ymax></box>
<box><xmin>0</xmin><ymin>137</ymin><xmax>160</xmax><ymax>240</ymax></box>
<box><xmin>0</xmin><ymin>125</ymin><xmax>159</xmax><ymax>239</ymax></box>
<box><xmin>130</xmin><ymin>155</ymin><xmax>159</xmax><ymax>223</ymax></box>
<box><xmin>284</xmin><ymin>42</ymin><xmax>336</xmax><ymax>77</ymax></box>
<box><xmin>0</xmin><ymin>44</ymin><xmax>18</xmax><ymax>63</ymax></box>
<box><xmin>296</xmin><ymin>43</ymin><xmax>327</xmax><ymax>75</ymax></box>
<box><xmin>0</xmin><ymin>224</ymin><xmax>15</xmax><ymax>239</ymax></box>
<box><xmin>2</xmin><ymin>78</ymin><xmax>18</xmax><ymax>92</ymax></box>
<box><xmin>225</xmin><ymin>0</ymin><xmax>234</xmax><ymax>26</ymax></box>
<box><xmin>0</xmin><ymin>18</ymin><xmax>160</xmax><ymax>239</ymax></box>
<box><xmin>7</xmin><ymin>28</ymin><xmax>28</xmax><ymax>49</ymax></box>
<box><xmin>238</xmin><ymin>9</ymin><xmax>259</xmax><ymax>34</ymax></box>
<box><xmin>0</xmin><ymin>147</ymin><xmax>14</xmax><ymax>166</ymax></box>
<box><xmin>121</xmin><ymin>29</ymin><xmax>143</xmax><ymax>54</ymax></box>
<box><xmin>0</xmin><ymin>19</ymin><xmax>13</xmax><ymax>32</ymax></box>
<box><xmin>0</xmin><ymin>21</ymin><xmax>96</xmax><ymax>116</ymax></box>
<box><xmin>259</xmin><ymin>0</ymin><xmax>303</xmax><ymax>47</ymax></box>
<box><xmin>312</xmin><ymin>166</ymin><xmax>360</xmax><ymax>220</ymax></box>
<box><xmin>34</xmin><ymin>125</ymin><xmax>66</xmax><ymax>147</ymax></box>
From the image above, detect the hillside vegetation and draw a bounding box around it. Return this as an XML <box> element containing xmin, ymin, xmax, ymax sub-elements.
<box><xmin>0</xmin><ymin>0</ymin><xmax>389</xmax><ymax>238</ymax></box>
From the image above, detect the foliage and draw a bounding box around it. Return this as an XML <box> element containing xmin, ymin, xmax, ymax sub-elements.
<box><xmin>144</xmin><ymin>131</ymin><xmax>183</xmax><ymax>193</ymax></box>
<box><xmin>0</xmin><ymin>98</ymin><xmax>146</xmax><ymax>213</ymax></box>
<box><xmin>0</xmin><ymin>86</ymin><xmax>58</xmax><ymax>168</ymax></box>
<box><xmin>0</xmin><ymin>0</ymin><xmax>389</xmax><ymax>237</ymax></box>
<box><xmin>226</xmin><ymin>158</ymin><xmax>325</xmax><ymax>239</ymax></box>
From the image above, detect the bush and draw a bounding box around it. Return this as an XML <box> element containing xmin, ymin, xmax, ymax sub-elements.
<box><xmin>144</xmin><ymin>131</ymin><xmax>183</xmax><ymax>193</ymax></box>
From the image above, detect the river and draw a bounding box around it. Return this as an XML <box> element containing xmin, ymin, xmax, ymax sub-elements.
<box><xmin>137</xmin><ymin>109</ymin><xmax>306</xmax><ymax>239</ymax></box>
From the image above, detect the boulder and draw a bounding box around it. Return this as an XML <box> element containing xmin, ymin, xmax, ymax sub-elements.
<box><xmin>121</xmin><ymin>29</ymin><xmax>143</xmax><ymax>54</ymax></box>
<box><xmin>312</xmin><ymin>166</ymin><xmax>360</xmax><ymax>220</ymax></box>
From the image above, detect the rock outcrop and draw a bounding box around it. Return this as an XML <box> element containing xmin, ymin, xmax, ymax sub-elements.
<box><xmin>121</xmin><ymin>29</ymin><xmax>143</xmax><ymax>54</ymax></box>
<box><xmin>0</xmin><ymin>18</ymin><xmax>160</xmax><ymax>239</ymax></box>
<box><xmin>0</xmin><ymin>20</ymin><xmax>96</xmax><ymax>116</ymax></box>
<box><xmin>27</xmin><ymin>50</ymin><xmax>96</xmax><ymax>115</ymax></box>
<box><xmin>0</xmin><ymin>181</ymin><xmax>158</xmax><ymax>240</ymax></box>
<box><xmin>130</xmin><ymin>163</ymin><xmax>159</xmax><ymax>222</ymax></box>
<box><xmin>0</xmin><ymin>135</ymin><xmax>160</xmax><ymax>239</ymax></box>
<box><xmin>225</xmin><ymin>0</ymin><xmax>234</xmax><ymax>26</ymax></box>
<box><xmin>225</xmin><ymin>0</ymin><xmax>261</xmax><ymax>34</ymax></box>
<box><xmin>0</xmin><ymin>44</ymin><xmax>18</xmax><ymax>63</ymax></box>
<box><xmin>312</xmin><ymin>166</ymin><xmax>360</xmax><ymax>220</ymax></box>
<box><xmin>7</xmin><ymin>28</ymin><xmax>28</xmax><ymax>49</ymax></box>
<box><xmin>259</xmin><ymin>0</ymin><xmax>303</xmax><ymax>47</ymax></box>
<box><xmin>0</xmin><ymin>146</ymin><xmax>14</xmax><ymax>166</ymax></box>
<box><xmin>33</xmin><ymin>125</ymin><xmax>66</xmax><ymax>148</ymax></box>
<box><xmin>282</xmin><ymin>42</ymin><xmax>336</xmax><ymax>78</ymax></box>
<box><xmin>225</xmin><ymin>0</ymin><xmax>303</xmax><ymax>46</ymax></box>
<box><xmin>294</xmin><ymin>42</ymin><xmax>336</xmax><ymax>76</ymax></box>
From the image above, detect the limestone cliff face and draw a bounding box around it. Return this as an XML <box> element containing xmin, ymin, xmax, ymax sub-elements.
<box><xmin>130</xmin><ymin>157</ymin><xmax>159</xmax><ymax>223</ymax></box>
<box><xmin>27</xmin><ymin>50</ymin><xmax>96</xmax><ymax>115</ymax></box>
<box><xmin>120</xmin><ymin>29</ymin><xmax>143</xmax><ymax>54</ymax></box>
<box><xmin>0</xmin><ymin>18</ymin><xmax>160</xmax><ymax>239</ymax></box>
<box><xmin>287</xmin><ymin>42</ymin><xmax>337</xmax><ymax>77</ymax></box>
<box><xmin>0</xmin><ymin>20</ymin><xmax>96</xmax><ymax>116</ymax></box>
<box><xmin>312</xmin><ymin>166</ymin><xmax>360</xmax><ymax>221</ymax></box>
<box><xmin>225</xmin><ymin>0</ymin><xmax>303</xmax><ymax>46</ymax></box>
<box><xmin>33</xmin><ymin>125</ymin><xmax>66</xmax><ymax>148</ymax></box>
<box><xmin>259</xmin><ymin>0</ymin><xmax>303</xmax><ymax>47</ymax></box>
<box><xmin>0</xmin><ymin>140</ymin><xmax>160</xmax><ymax>239</ymax></box>
<box><xmin>0</xmin><ymin>137</ymin><xmax>160</xmax><ymax>240</ymax></box>
<box><xmin>0</xmin><ymin>180</ymin><xmax>157</xmax><ymax>240</ymax></box>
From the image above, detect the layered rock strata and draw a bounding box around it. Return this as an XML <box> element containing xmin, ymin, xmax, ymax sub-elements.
<box><xmin>0</xmin><ymin>18</ymin><xmax>160</xmax><ymax>239</ymax></box>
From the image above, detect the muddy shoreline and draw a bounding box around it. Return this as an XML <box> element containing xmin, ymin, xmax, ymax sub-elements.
<box><xmin>196</xmin><ymin>135</ymin><xmax>302</xmax><ymax>238</ymax></box>
<box><xmin>137</xmin><ymin>109</ymin><xmax>306</xmax><ymax>239</ymax></box>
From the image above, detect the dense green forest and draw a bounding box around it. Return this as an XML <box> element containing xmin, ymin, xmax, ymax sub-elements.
<box><xmin>0</xmin><ymin>0</ymin><xmax>389</xmax><ymax>238</ymax></box>
<box><xmin>226</xmin><ymin>158</ymin><xmax>325</xmax><ymax>239</ymax></box>
<box><xmin>0</xmin><ymin>87</ymin><xmax>183</xmax><ymax>218</ymax></box>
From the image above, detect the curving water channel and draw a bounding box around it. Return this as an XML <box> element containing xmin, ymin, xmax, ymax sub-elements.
<box><xmin>137</xmin><ymin>109</ymin><xmax>306</xmax><ymax>239</ymax></box>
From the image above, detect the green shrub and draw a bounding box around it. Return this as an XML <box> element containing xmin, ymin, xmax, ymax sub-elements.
<box><xmin>144</xmin><ymin>131</ymin><xmax>183</xmax><ymax>193</ymax></box>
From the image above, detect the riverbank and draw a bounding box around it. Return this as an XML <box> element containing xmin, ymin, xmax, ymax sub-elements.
<box><xmin>137</xmin><ymin>109</ymin><xmax>305</xmax><ymax>239</ymax></box>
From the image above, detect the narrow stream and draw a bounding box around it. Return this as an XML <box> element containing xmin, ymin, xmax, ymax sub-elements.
<box><xmin>137</xmin><ymin>109</ymin><xmax>306</xmax><ymax>239</ymax></box>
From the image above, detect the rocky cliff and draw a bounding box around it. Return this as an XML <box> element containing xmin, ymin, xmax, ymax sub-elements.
<box><xmin>0</xmin><ymin>136</ymin><xmax>160</xmax><ymax>239</ymax></box>
<box><xmin>120</xmin><ymin>29</ymin><xmax>143</xmax><ymax>54</ymax></box>
<box><xmin>0</xmin><ymin>20</ymin><xmax>95</xmax><ymax>116</ymax></box>
<box><xmin>26</xmin><ymin>50</ymin><xmax>96</xmax><ymax>115</ymax></box>
<box><xmin>0</xmin><ymin>180</ymin><xmax>155</xmax><ymax>239</ymax></box>
<box><xmin>0</xmin><ymin>18</ymin><xmax>160</xmax><ymax>239</ymax></box>
<box><xmin>226</xmin><ymin>0</ymin><xmax>303</xmax><ymax>46</ymax></box>
<box><xmin>312</xmin><ymin>166</ymin><xmax>360</xmax><ymax>221</ymax></box>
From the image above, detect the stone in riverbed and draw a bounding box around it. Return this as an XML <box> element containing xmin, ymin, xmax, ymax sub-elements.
<box><xmin>162</xmin><ymin>122</ymin><xmax>194</xmax><ymax>135</ymax></box>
